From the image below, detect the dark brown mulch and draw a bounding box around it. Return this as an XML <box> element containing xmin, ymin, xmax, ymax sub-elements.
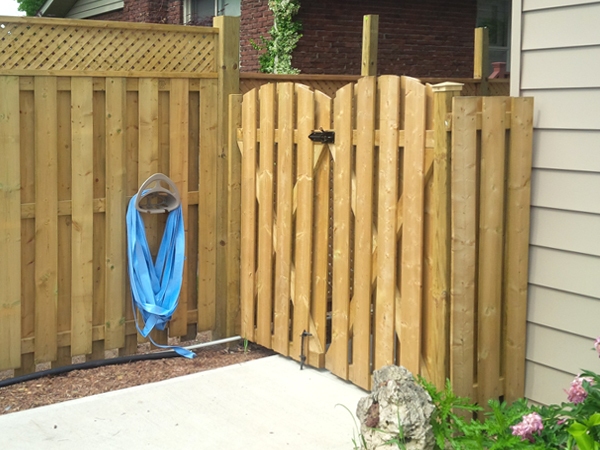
<box><xmin>0</xmin><ymin>341</ymin><xmax>275</xmax><ymax>416</ymax></box>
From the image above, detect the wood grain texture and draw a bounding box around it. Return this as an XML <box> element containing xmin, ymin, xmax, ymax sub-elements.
<box><xmin>227</xmin><ymin>93</ymin><xmax>243</xmax><ymax>337</ymax></box>
<box><xmin>34</xmin><ymin>76</ymin><xmax>58</xmax><ymax>364</ymax></box>
<box><xmin>292</xmin><ymin>85</ymin><xmax>315</xmax><ymax>360</ymax></box>
<box><xmin>429</xmin><ymin>82</ymin><xmax>462</xmax><ymax>388</ymax></box>
<box><xmin>478</xmin><ymin>97</ymin><xmax>506</xmax><ymax>405</ymax></box>
<box><xmin>70</xmin><ymin>77</ymin><xmax>94</xmax><ymax>356</ymax></box>
<box><xmin>169</xmin><ymin>78</ymin><xmax>190</xmax><ymax>336</ymax></box>
<box><xmin>361</xmin><ymin>15</ymin><xmax>379</xmax><ymax>77</ymax></box>
<box><xmin>273</xmin><ymin>83</ymin><xmax>294</xmax><ymax>355</ymax></box>
<box><xmin>400</xmin><ymin>77</ymin><xmax>427</xmax><ymax>375</ymax></box>
<box><xmin>197</xmin><ymin>79</ymin><xmax>218</xmax><ymax>332</ymax></box>
<box><xmin>351</xmin><ymin>76</ymin><xmax>376</xmax><ymax>389</ymax></box>
<box><xmin>240</xmin><ymin>89</ymin><xmax>258</xmax><ymax>342</ymax></box>
<box><xmin>0</xmin><ymin>76</ymin><xmax>21</xmax><ymax>370</ymax></box>
<box><xmin>374</xmin><ymin>76</ymin><xmax>400</xmax><ymax>372</ymax></box>
<box><xmin>257</xmin><ymin>83</ymin><xmax>276</xmax><ymax>349</ymax></box>
<box><xmin>504</xmin><ymin>97</ymin><xmax>534</xmax><ymax>402</ymax></box>
<box><xmin>104</xmin><ymin>77</ymin><xmax>127</xmax><ymax>350</ymax></box>
<box><xmin>308</xmin><ymin>90</ymin><xmax>332</xmax><ymax>369</ymax></box>
<box><xmin>450</xmin><ymin>96</ymin><xmax>478</xmax><ymax>400</ymax></box>
<box><xmin>213</xmin><ymin>16</ymin><xmax>240</xmax><ymax>339</ymax></box>
<box><xmin>326</xmin><ymin>82</ymin><xmax>353</xmax><ymax>380</ymax></box>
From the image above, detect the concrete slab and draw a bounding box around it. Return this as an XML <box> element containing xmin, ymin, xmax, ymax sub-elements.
<box><xmin>0</xmin><ymin>355</ymin><xmax>368</xmax><ymax>449</ymax></box>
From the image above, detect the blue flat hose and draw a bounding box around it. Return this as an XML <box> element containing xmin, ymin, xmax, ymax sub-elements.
<box><xmin>126</xmin><ymin>195</ymin><xmax>194</xmax><ymax>358</ymax></box>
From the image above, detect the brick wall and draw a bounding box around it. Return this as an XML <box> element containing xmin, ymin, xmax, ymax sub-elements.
<box><xmin>241</xmin><ymin>0</ymin><xmax>476</xmax><ymax>77</ymax></box>
<box><xmin>240</xmin><ymin>0</ymin><xmax>274</xmax><ymax>72</ymax></box>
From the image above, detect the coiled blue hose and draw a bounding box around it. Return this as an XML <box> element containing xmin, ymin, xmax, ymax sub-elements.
<box><xmin>126</xmin><ymin>195</ymin><xmax>194</xmax><ymax>358</ymax></box>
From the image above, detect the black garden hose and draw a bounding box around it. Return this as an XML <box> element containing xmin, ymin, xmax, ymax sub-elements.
<box><xmin>0</xmin><ymin>349</ymin><xmax>184</xmax><ymax>389</ymax></box>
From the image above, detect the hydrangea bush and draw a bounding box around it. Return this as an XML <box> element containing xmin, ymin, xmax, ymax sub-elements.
<box><xmin>419</xmin><ymin>336</ymin><xmax>600</xmax><ymax>450</ymax></box>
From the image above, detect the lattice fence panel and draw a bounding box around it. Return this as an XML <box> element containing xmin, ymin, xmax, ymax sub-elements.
<box><xmin>0</xmin><ymin>18</ymin><xmax>216</xmax><ymax>74</ymax></box>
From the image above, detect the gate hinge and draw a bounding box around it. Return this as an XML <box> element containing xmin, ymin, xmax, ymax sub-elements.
<box><xmin>308</xmin><ymin>129</ymin><xmax>335</xmax><ymax>144</ymax></box>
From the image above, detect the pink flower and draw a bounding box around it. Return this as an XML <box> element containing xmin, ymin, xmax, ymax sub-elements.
<box><xmin>511</xmin><ymin>412</ymin><xmax>544</xmax><ymax>442</ymax></box>
<box><xmin>565</xmin><ymin>375</ymin><xmax>594</xmax><ymax>404</ymax></box>
<box><xmin>594</xmin><ymin>337</ymin><xmax>600</xmax><ymax>358</ymax></box>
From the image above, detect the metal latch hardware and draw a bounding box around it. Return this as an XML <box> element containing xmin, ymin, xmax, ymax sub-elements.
<box><xmin>308</xmin><ymin>129</ymin><xmax>335</xmax><ymax>144</ymax></box>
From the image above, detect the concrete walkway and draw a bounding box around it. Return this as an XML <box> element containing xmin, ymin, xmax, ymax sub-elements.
<box><xmin>0</xmin><ymin>355</ymin><xmax>368</xmax><ymax>449</ymax></box>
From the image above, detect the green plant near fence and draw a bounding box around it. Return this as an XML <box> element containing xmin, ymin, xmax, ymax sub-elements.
<box><xmin>251</xmin><ymin>0</ymin><xmax>302</xmax><ymax>74</ymax></box>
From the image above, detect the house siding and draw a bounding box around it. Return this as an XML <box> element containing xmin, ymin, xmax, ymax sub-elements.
<box><xmin>66</xmin><ymin>0</ymin><xmax>124</xmax><ymax>19</ymax></box>
<box><xmin>241</xmin><ymin>0</ymin><xmax>476</xmax><ymax>76</ymax></box>
<box><xmin>512</xmin><ymin>0</ymin><xmax>600</xmax><ymax>406</ymax></box>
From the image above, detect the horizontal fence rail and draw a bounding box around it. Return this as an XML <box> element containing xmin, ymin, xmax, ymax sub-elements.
<box><xmin>234</xmin><ymin>77</ymin><xmax>533</xmax><ymax>405</ymax></box>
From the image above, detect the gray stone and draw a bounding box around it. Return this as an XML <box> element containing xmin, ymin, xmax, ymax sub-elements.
<box><xmin>356</xmin><ymin>366</ymin><xmax>435</xmax><ymax>450</ymax></box>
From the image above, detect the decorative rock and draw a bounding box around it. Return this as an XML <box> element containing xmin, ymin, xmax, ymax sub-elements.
<box><xmin>356</xmin><ymin>366</ymin><xmax>435</xmax><ymax>450</ymax></box>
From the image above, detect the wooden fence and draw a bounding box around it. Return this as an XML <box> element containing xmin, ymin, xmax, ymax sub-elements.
<box><xmin>234</xmin><ymin>76</ymin><xmax>533</xmax><ymax>405</ymax></box>
<box><xmin>0</xmin><ymin>16</ymin><xmax>240</xmax><ymax>375</ymax></box>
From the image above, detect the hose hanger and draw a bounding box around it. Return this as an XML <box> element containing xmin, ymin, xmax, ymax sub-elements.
<box><xmin>135</xmin><ymin>173</ymin><xmax>181</xmax><ymax>214</ymax></box>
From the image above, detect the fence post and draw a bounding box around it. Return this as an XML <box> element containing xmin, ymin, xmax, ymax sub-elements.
<box><xmin>361</xmin><ymin>15</ymin><xmax>379</xmax><ymax>76</ymax></box>
<box><xmin>474</xmin><ymin>27</ymin><xmax>490</xmax><ymax>96</ymax></box>
<box><xmin>213</xmin><ymin>16</ymin><xmax>240</xmax><ymax>339</ymax></box>
<box><xmin>430</xmin><ymin>82</ymin><xmax>463</xmax><ymax>390</ymax></box>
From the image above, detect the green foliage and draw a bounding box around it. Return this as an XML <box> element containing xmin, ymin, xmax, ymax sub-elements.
<box><xmin>251</xmin><ymin>0</ymin><xmax>302</xmax><ymax>74</ymax></box>
<box><xmin>17</xmin><ymin>0</ymin><xmax>45</xmax><ymax>16</ymax></box>
<box><xmin>418</xmin><ymin>377</ymin><xmax>482</xmax><ymax>450</ymax></box>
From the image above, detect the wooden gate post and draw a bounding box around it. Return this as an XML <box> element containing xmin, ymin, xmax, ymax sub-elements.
<box><xmin>474</xmin><ymin>27</ymin><xmax>490</xmax><ymax>96</ymax></box>
<box><xmin>430</xmin><ymin>82</ymin><xmax>463</xmax><ymax>390</ymax></box>
<box><xmin>213</xmin><ymin>16</ymin><xmax>240</xmax><ymax>339</ymax></box>
<box><xmin>361</xmin><ymin>15</ymin><xmax>379</xmax><ymax>76</ymax></box>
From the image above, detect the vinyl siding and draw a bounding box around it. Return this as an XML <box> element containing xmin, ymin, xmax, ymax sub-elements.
<box><xmin>528</xmin><ymin>285</ymin><xmax>600</xmax><ymax>338</ymax></box>
<box><xmin>66</xmin><ymin>0</ymin><xmax>123</xmax><ymax>19</ymax></box>
<box><xmin>521</xmin><ymin>46</ymin><xmax>600</xmax><ymax>89</ymax></box>
<box><xmin>525</xmin><ymin>361</ymin><xmax>575</xmax><ymax>406</ymax></box>
<box><xmin>513</xmin><ymin>1</ymin><xmax>600</xmax><ymax>405</ymax></box>
<box><xmin>532</xmin><ymin>130</ymin><xmax>600</xmax><ymax>172</ymax></box>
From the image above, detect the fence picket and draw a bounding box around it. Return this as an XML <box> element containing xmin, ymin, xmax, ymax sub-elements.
<box><xmin>34</xmin><ymin>76</ymin><xmax>58</xmax><ymax>363</ymax></box>
<box><xmin>198</xmin><ymin>79</ymin><xmax>218</xmax><ymax>332</ymax></box>
<box><xmin>257</xmin><ymin>83</ymin><xmax>276</xmax><ymax>349</ymax></box>
<box><xmin>16</xmin><ymin>88</ymin><xmax>36</xmax><ymax>375</ymax></box>
<box><xmin>352</xmin><ymin>76</ymin><xmax>376</xmax><ymax>390</ymax></box>
<box><xmin>273</xmin><ymin>83</ymin><xmax>294</xmax><ymax>354</ymax></box>
<box><xmin>450</xmin><ymin>96</ymin><xmax>479</xmax><ymax>401</ymax></box>
<box><xmin>240</xmin><ymin>89</ymin><xmax>258</xmax><ymax>342</ymax></box>
<box><xmin>71</xmin><ymin>77</ymin><xmax>94</xmax><ymax>356</ymax></box>
<box><xmin>137</xmin><ymin>78</ymin><xmax>162</xmax><ymax>345</ymax></box>
<box><xmin>292</xmin><ymin>85</ymin><xmax>315</xmax><ymax>360</ymax></box>
<box><xmin>327</xmin><ymin>82</ymin><xmax>353</xmax><ymax>380</ymax></box>
<box><xmin>400</xmin><ymin>77</ymin><xmax>427</xmax><ymax>374</ymax></box>
<box><xmin>478</xmin><ymin>97</ymin><xmax>507</xmax><ymax>406</ymax></box>
<box><xmin>105</xmin><ymin>77</ymin><xmax>127</xmax><ymax>350</ymax></box>
<box><xmin>0</xmin><ymin>76</ymin><xmax>21</xmax><ymax>370</ymax></box>
<box><xmin>169</xmin><ymin>78</ymin><xmax>190</xmax><ymax>337</ymax></box>
<box><xmin>374</xmin><ymin>76</ymin><xmax>400</xmax><ymax>372</ymax></box>
<box><xmin>55</xmin><ymin>89</ymin><xmax>72</xmax><ymax>367</ymax></box>
<box><xmin>308</xmin><ymin>90</ymin><xmax>332</xmax><ymax>369</ymax></box>
<box><xmin>504</xmin><ymin>97</ymin><xmax>534</xmax><ymax>403</ymax></box>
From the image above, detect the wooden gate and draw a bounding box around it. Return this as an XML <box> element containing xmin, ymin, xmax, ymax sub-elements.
<box><xmin>233</xmin><ymin>76</ymin><xmax>534</xmax><ymax>405</ymax></box>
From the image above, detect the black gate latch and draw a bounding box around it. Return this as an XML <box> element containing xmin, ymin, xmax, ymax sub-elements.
<box><xmin>308</xmin><ymin>129</ymin><xmax>335</xmax><ymax>144</ymax></box>
<box><xmin>300</xmin><ymin>330</ymin><xmax>312</xmax><ymax>370</ymax></box>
